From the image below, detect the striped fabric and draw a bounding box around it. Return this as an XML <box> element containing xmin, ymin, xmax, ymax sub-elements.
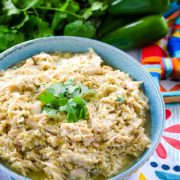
<box><xmin>141</xmin><ymin>57</ymin><xmax>180</xmax><ymax>81</ymax></box>
<box><xmin>141</xmin><ymin>3</ymin><xmax>180</xmax><ymax>104</ymax></box>
<box><xmin>168</xmin><ymin>16</ymin><xmax>180</xmax><ymax>57</ymax></box>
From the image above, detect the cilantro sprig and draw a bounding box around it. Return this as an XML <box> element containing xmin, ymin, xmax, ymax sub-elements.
<box><xmin>38</xmin><ymin>80</ymin><xmax>95</xmax><ymax>123</ymax></box>
<box><xmin>0</xmin><ymin>0</ymin><xmax>108</xmax><ymax>52</ymax></box>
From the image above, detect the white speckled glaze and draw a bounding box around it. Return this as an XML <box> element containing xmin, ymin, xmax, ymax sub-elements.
<box><xmin>0</xmin><ymin>36</ymin><xmax>165</xmax><ymax>180</ymax></box>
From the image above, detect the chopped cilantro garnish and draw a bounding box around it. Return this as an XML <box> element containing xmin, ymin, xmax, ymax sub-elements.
<box><xmin>38</xmin><ymin>80</ymin><xmax>95</xmax><ymax>123</ymax></box>
<box><xmin>117</xmin><ymin>96</ymin><xmax>125</xmax><ymax>104</ymax></box>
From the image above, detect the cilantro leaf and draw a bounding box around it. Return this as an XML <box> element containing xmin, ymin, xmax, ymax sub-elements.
<box><xmin>51</xmin><ymin>12</ymin><xmax>67</xmax><ymax>31</ymax></box>
<box><xmin>82</xmin><ymin>8</ymin><xmax>93</xmax><ymax>19</ymax></box>
<box><xmin>21</xmin><ymin>16</ymin><xmax>53</xmax><ymax>39</ymax></box>
<box><xmin>38</xmin><ymin>91</ymin><xmax>59</xmax><ymax>106</ymax></box>
<box><xmin>66</xmin><ymin>0</ymin><xmax>80</xmax><ymax>13</ymax></box>
<box><xmin>64</xmin><ymin>20</ymin><xmax>96</xmax><ymax>38</ymax></box>
<box><xmin>0</xmin><ymin>25</ymin><xmax>25</xmax><ymax>51</ymax></box>
<box><xmin>46</xmin><ymin>83</ymin><xmax>66</xmax><ymax>97</ymax></box>
<box><xmin>38</xmin><ymin>80</ymin><xmax>95</xmax><ymax>123</ymax></box>
<box><xmin>81</xmin><ymin>106</ymin><xmax>89</xmax><ymax>119</ymax></box>
<box><xmin>58</xmin><ymin>97</ymin><xmax>68</xmax><ymax>106</ymax></box>
<box><xmin>12</xmin><ymin>0</ymin><xmax>40</xmax><ymax>10</ymax></box>
<box><xmin>42</xmin><ymin>106</ymin><xmax>59</xmax><ymax>118</ymax></box>
<box><xmin>11</xmin><ymin>12</ymin><xmax>29</xmax><ymax>29</ymax></box>
<box><xmin>2</xmin><ymin>0</ymin><xmax>20</xmax><ymax>16</ymax></box>
<box><xmin>82</xmin><ymin>1</ymin><xmax>108</xmax><ymax>19</ymax></box>
<box><xmin>91</xmin><ymin>2</ymin><xmax>103</xmax><ymax>11</ymax></box>
<box><xmin>73</xmin><ymin>96</ymin><xmax>86</xmax><ymax>105</ymax></box>
<box><xmin>67</xmin><ymin>109</ymin><xmax>77</xmax><ymax>122</ymax></box>
<box><xmin>80</xmin><ymin>84</ymin><xmax>96</xmax><ymax>101</ymax></box>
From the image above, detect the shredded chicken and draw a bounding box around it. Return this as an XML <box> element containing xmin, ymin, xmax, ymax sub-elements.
<box><xmin>0</xmin><ymin>49</ymin><xmax>150</xmax><ymax>179</ymax></box>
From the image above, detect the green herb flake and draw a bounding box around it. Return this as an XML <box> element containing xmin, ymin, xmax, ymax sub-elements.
<box><xmin>42</xmin><ymin>106</ymin><xmax>59</xmax><ymax>118</ymax></box>
<box><xmin>117</xmin><ymin>96</ymin><xmax>125</xmax><ymax>104</ymax></box>
<box><xmin>38</xmin><ymin>80</ymin><xmax>95</xmax><ymax>123</ymax></box>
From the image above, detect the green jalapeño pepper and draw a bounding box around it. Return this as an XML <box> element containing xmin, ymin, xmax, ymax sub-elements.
<box><xmin>97</xmin><ymin>15</ymin><xmax>141</xmax><ymax>38</ymax></box>
<box><xmin>109</xmin><ymin>0</ymin><xmax>170</xmax><ymax>15</ymax></box>
<box><xmin>101</xmin><ymin>15</ymin><xmax>168</xmax><ymax>50</ymax></box>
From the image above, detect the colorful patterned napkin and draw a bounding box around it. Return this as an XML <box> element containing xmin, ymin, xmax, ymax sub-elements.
<box><xmin>128</xmin><ymin>104</ymin><xmax>180</xmax><ymax>180</ymax></box>
<box><xmin>141</xmin><ymin>14</ymin><xmax>180</xmax><ymax>103</ymax></box>
<box><xmin>128</xmin><ymin>2</ymin><xmax>180</xmax><ymax>180</ymax></box>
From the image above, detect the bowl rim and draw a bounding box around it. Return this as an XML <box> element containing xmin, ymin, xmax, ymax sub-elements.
<box><xmin>0</xmin><ymin>36</ymin><xmax>165</xmax><ymax>180</ymax></box>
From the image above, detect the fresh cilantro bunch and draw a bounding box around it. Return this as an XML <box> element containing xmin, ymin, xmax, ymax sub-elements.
<box><xmin>0</xmin><ymin>0</ymin><xmax>109</xmax><ymax>52</ymax></box>
<box><xmin>38</xmin><ymin>80</ymin><xmax>95</xmax><ymax>123</ymax></box>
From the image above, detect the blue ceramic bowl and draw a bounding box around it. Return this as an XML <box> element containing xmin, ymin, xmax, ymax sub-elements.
<box><xmin>0</xmin><ymin>36</ymin><xmax>165</xmax><ymax>180</ymax></box>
